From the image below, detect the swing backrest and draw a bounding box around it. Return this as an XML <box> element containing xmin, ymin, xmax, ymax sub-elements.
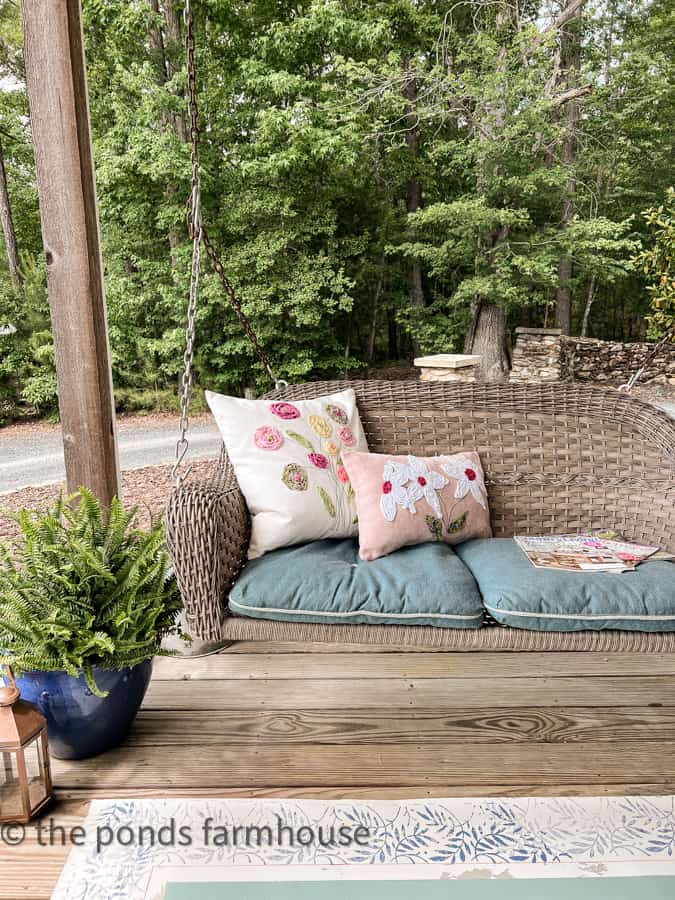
<box><xmin>253</xmin><ymin>380</ymin><xmax>675</xmax><ymax>550</ymax></box>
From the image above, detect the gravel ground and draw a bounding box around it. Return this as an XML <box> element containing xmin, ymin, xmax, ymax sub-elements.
<box><xmin>0</xmin><ymin>458</ymin><xmax>216</xmax><ymax>540</ymax></box>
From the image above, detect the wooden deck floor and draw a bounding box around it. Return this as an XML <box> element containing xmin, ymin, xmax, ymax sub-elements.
<box><xmin>3</xmin><ymin>641</ymin><xmax>675</xmax><ymax>898</ymax></box>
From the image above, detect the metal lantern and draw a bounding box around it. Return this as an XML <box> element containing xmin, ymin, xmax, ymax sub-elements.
<box><xmin>0</xmin><ymin>665</ymin><xmax>53</xmax><ymax>823</ymax></box>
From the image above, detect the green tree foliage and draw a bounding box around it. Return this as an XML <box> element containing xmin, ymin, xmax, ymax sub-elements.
<box><xmin>637</xmin><ymin>188</ymin><xmax>675</xmax><ymax>339</ymax></box>
<box><xmin>0</xmin><ymin>0</ymin><xmax>672</xmax><ymax>412</ymax></box>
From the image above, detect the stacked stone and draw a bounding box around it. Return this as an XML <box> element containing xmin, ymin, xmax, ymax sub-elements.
<box><xmin>509</xmin><ymin>328</ymin><xmax>563</xmax><ymax>382</ymax></box>
<box><xmin>414</xmin><ymin>354</ymin><xmax>481</xmax><ymax>382</ymax></box>
<box><xmin>561</xmin><ymin>337</ymin><xmax>675</xmax><ymax>385</ymax></box>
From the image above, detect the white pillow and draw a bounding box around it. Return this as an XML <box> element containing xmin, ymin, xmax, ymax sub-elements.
<box><xmin>205</xmin><ymin>388</ymin><xmax>369</xmax><ymax>559</ymax></box>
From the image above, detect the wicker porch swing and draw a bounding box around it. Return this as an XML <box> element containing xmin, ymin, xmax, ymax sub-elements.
<box><xmin>166</xmin><ymin>3</ymin><xmax>675</xmax><ymax>653</ymax></box>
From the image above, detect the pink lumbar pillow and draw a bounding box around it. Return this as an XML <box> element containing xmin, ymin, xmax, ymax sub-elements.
<box><xmin>342</xmin><ymin>450</ymin><xmax>492</xmax><ymax>561</ymax></box>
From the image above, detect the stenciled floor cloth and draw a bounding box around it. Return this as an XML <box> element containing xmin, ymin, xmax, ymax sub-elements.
<box><xmin>51</xmin><ymin>796</ymin><xmax>675</xmax><ymax>900</ymax></box>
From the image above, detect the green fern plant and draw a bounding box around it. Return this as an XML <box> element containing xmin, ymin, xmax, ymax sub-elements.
<box><xmin>0</xmin><ymin>489</ymin><xmax>183</xmax><ymax>697</ymax></box>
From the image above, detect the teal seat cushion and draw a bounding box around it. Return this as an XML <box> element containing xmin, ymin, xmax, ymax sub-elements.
<box><xmin>455</xmin><ymin>538</ymin><xmax>675</xmax><ymax>632</ymax></box>
<box><xmin>229</xmin><ymin>538</ymin><xmax>484</xmax><ymax>628</ymax></box>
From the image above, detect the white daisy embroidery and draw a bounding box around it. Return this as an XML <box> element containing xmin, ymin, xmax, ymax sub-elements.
<box><xmin>380</xmin><ymin>460</ymin><xmax>414</xmax><ymax>522</ymax></box>
<box><xmin>406</xmin><ymin>455</ymin><xmax>449</xmax><ymax>517</ymax></box>
<box><xmin>441</xmin><ymin>456</ymin><xmax>487</xmax><ymax>510</ymax></box>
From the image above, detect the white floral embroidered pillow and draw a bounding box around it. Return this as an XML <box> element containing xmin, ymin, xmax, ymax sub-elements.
<box><xmin>205</xmin><ymin>389</ymin><xmax>368</xmax><ymax>559</ymax></box>
<box><xmin>341</xmin><ymin>450</ymin><xmax>492</xmax><ymax>561</ymax></box>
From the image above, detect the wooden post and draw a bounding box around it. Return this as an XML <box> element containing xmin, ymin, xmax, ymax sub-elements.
<box><xmin>21</xmin><ymin>0</ymin><xmax>120</xmax><ymax>504</ymax></box>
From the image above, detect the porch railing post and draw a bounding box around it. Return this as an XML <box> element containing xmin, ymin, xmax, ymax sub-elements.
<box><xmin>21</xmin><ymin>0</ymin><xmax>120</xmax><ymax>505</ymax></box>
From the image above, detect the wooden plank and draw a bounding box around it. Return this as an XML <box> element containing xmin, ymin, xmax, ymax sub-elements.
<box><xmin>0</xmin><ymin>799</ymin><xmax>88</xmax><ymax>900</ymax></box>
<box><xmin>153</xmin><ymin>651</ymin><xmax>675</xmax><ymax>681</ymax></box>
<box><xmin>127</xmin><ymin>707</ymin><xmax>675</xmax><ymax>745</ymax></box>
<box><xmin>51</xmin><ymin>741</ymin><xmax>675</xmax><ymax>789</ymax></box>
<box><xmin>144</xmin><ymin>676</ymin><xmax>675</xmax><ymax>709</ymax></box>
<box><xmin>56</xmin><ymin>783</ymin><xmax>675</xmax><ymax>801</ymax></box>
<box><xmin>21</xmin><ymin>0</ymin><xmax>119</xmax><ymax>502</ymax></box>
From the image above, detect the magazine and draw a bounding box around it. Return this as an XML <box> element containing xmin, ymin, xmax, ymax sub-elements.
<box><xmin>514</xmin><ymin>533</ymin><xmax>662</xmax><ymax>573</ymax></box>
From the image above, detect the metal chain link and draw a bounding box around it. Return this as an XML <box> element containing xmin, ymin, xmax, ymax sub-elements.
<box><xmin>201</xmin><ymin>226</ymin><xmax>278</xmax><ymax>384</ymax></box>
<box><xmin>173</xmin><ymin>0</ymin><xmax>283</xmax><ymax>485</ymax></box>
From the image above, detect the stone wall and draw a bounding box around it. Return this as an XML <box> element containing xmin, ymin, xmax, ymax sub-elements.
<box><xmin>510</xmin><ymin>328</ymin><xmax>563</xmax><ymax>382</ymax></box>
<box><xmin>561</xmin><ymin>337</ymin><xmax>675</xmax><ymax>386</ymax></box>
<box><xmin>510</xmin><ymin>329</ymin><xmax>675</xmax><ymax>386</ymax></box>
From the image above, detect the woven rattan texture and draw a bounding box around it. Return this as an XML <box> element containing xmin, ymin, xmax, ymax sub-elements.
<box><xmin>218</xmin><ymin>615</ymin><xmax>675</xmax><ymax>652</ymax></box>
<box><xmin>166</xmin><ymin>381</ymin><xmax>675</xmax><ymax>646</ymax></box>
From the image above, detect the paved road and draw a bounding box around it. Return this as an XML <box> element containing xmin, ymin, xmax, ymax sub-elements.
<box><xmin>0</xmin><ymin>417</ymin><xmax>222</xmax><ymax>494</ymax></box>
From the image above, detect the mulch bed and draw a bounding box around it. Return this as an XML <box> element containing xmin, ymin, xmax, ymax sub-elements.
<box><xmin>0</xmin><ymin>458</ymin><xmax>217</xmax><ymax>540</ymax></box>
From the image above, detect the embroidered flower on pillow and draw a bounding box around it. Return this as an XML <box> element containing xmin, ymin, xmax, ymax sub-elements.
<box><xmin>270</xmin><ymin>402</ymin><xmax>301</xmax><ymax>420</ymax></box>
<box><xmin>281</xmin><ymin>463</ymin><xmax>308</xmax><ymax>491</ymax></box>
<box><xmin>206</xmin><ymin>388</ymin><xmax>368</xmax><ymax>559</ymax></box>
<box><xmin>308</xmin><ymin>415</ymin><xmax>332</xmax><ymax>438</ymax></box>
<box><xmin>338</xmin><ymin>426</ymin><xmax>356</xmax><ymax>447</ymax></box>
<box><xmin>324</xmin><ymin>403</ymin><xmax>349</xmax><ymax>425</ymax></box>
<box><xmin>254</xmin><ymin>425</ymin><xmax>283</xmax><ymax>451</ymax></box>
<box><xmin>342</xmin><ymin>449</ymin><xmax>492</xmax><ymax>561</ymax></box>
<box><xmin>308</xmin><ymin>452</ymin><xmax>330</xmax><ymax>470</ymax></box>
<box><xmin>406</xmin><ymin>456</ymin><xmax>448</xmax><ymax>517</ymax></box>
<box><xmin>258</xmin><ymin>401</ymin><xmax>361</xmax><ymax>534</ymax></box>
<box><xmin>442</xmin><ymin>456</ymin><xmax>488</xmax><ymax>510</ymax></box>
<box><xmin>380</xmin><ymin>459</ymin><xmax>416</xmax><ymax>522</ymax></box>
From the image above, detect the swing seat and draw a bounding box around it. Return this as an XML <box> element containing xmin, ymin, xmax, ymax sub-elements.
<box><xmin>166</xmin><ymin>380</ymin><xmax>675</xmax><ymax>651</ymax></box>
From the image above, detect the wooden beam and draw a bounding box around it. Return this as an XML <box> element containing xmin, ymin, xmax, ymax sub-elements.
<box><xmin>21</xmin><ymin>0</ymin><xmax>119</xmax><ymax>504</ymax></box>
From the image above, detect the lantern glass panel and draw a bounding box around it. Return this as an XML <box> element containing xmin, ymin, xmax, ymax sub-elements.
<box><xmin>24</xmin><ymin>737</ymin><xmax>48</xmax><ymax>811</ymax></box>
<box><xmin>0</xmin><ymin>750</ymin><xmax>23</xmax><ymax>821</ymax></box>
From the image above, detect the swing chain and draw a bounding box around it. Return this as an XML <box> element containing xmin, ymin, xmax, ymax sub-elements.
<box><xmin>174</xmin><ymin>1</ymin><xmax>285</xmax><ymax>486</ymax></box>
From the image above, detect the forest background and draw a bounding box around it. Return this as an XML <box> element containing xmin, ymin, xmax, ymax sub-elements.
<box><xmin>0</xmin><ymin>0</ymin><xmax>672</xmax><ymax>421</ymax></box>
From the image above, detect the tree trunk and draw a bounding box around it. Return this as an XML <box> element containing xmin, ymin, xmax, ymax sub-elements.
<box><xmin>162</xmin><ymin>0</ymin><xmax>187</xmax><ymax>143</ymax></box>
<box><xmin>146</xmin><ymin>0</ymin><xmax>186</xmax><ymax>262</ymax></box>
<box><xmin>0</xmin><ymin>138</ymin><xmax>22</xmax><ymax>291</ymax></box>
<box><xmin>556</xmin><ymin>254</ymin><xmax>573</xmax><ymax>334</ymax></box>
<box><xmin>580</xmin><ymin>273</ymin><xmax>596</xmax><ymax>337</ymax></box>
<box><xmin>402</xmin><ymin>62</ymin><xmax>425</xmax><ymax>353</ymax></box>
<box><xmin>554</xmin><ymin>0</ymin><xmax>583</xmax><ymax>335</ymax></box>
<box><xmin>387</xmin><ymin>306</ymin><xmax>398</xmax><ymax>360</ymax></box>
<box><xmin>465</xmin><ymin>300</ymin><xmax>509</xmax><ymax>382</ymax></box>
<box><xmin>368</xmin><ymin>257</ymin><xmax>385</xmax><ymax>362</ymax></box>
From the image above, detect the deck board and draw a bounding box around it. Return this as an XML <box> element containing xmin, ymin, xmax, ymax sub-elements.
<box><xmin>5</xmin><ymin>641</ymin><xmax>675</xmax><ymax>900</ymax></box>
<box><xmin>144</xmin><ymin>675</ymin><xmax>674</xmax><ymax>709</ymax></box>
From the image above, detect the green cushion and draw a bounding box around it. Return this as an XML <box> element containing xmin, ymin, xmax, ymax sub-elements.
<box><xmin>230</xmin><ymin>538</ymin><xmax>484</xmax><ymax>628</ymax></box>
<box><xmin>455</xmin><ymin>538</ymin><xmax>675</xmax><ymax>632</ymax></box>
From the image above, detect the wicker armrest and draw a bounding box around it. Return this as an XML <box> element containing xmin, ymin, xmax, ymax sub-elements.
<box><xmin>165</xmin><ymin>459</ymin><xmax>250</xmax><ymax>642</ymax></box>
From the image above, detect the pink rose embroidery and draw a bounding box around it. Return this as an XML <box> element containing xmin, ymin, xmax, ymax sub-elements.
<box><xmin>337</xmin><ymin>465</ymin><xmax>349</xmax><ymax>483</ymax></box>
<box><xmin>270</xmin><ymin>402</ymin><xmax>300</xmax><ymax>420</ymax></box>
<box><xmin>307</xmin><ymin>452</ymin><xmax>329</xmax><ymax>470</ymax></box>
<box><xmin>324</xmin><ymin>403</ymin><xmax>349</xmax><ymax>425</ymax></box>
<box><xmin>254</xmin><ymin>425</ymin><xmax>283</xmax><ymax>451</ymax></box>
<box><xmin>338</xmin><ymin>426</ymin><xmax>356</xmax><ymax>447</ymax></box>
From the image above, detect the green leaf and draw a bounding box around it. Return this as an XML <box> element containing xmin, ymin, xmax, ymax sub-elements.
<box><xmin>0</xmin><ymin>488</ymin><xmax>183</xmax><ymax>679</ymax></box>
<box><xmin>425</xmin><ymin>516</ymin><xmax>443</xmax><ymax>540</ymax></box>
<box><xmin>318</xmin><ymin>487</ymin><xmax>336</xmax><ymax>518</ymax></box>
<box><xmin>447</xmin><ymin>512</ymin><xmax>468</xmax><ymax>535</ymax></box>
<box><xmin>286</xmin><ymin>431</ymin><xmax>314</xmax><ymax>451</ymax></box>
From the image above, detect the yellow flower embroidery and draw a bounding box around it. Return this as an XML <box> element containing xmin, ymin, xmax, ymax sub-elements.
<box><xmin>308</xmin><ymin>415</ymin><xmax>332</xmax><ymax>438</ymax></box>
<box><xmin>324</xmin><ymin>441</ymin><xmax>339</xmax><ymax>456</ymax></box>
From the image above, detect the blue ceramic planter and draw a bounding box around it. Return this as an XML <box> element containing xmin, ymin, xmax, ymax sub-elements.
<box><xmin>16</xmin><ymin>660</ymin><xmax>153</xmax><ymax>760</ymax></box>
